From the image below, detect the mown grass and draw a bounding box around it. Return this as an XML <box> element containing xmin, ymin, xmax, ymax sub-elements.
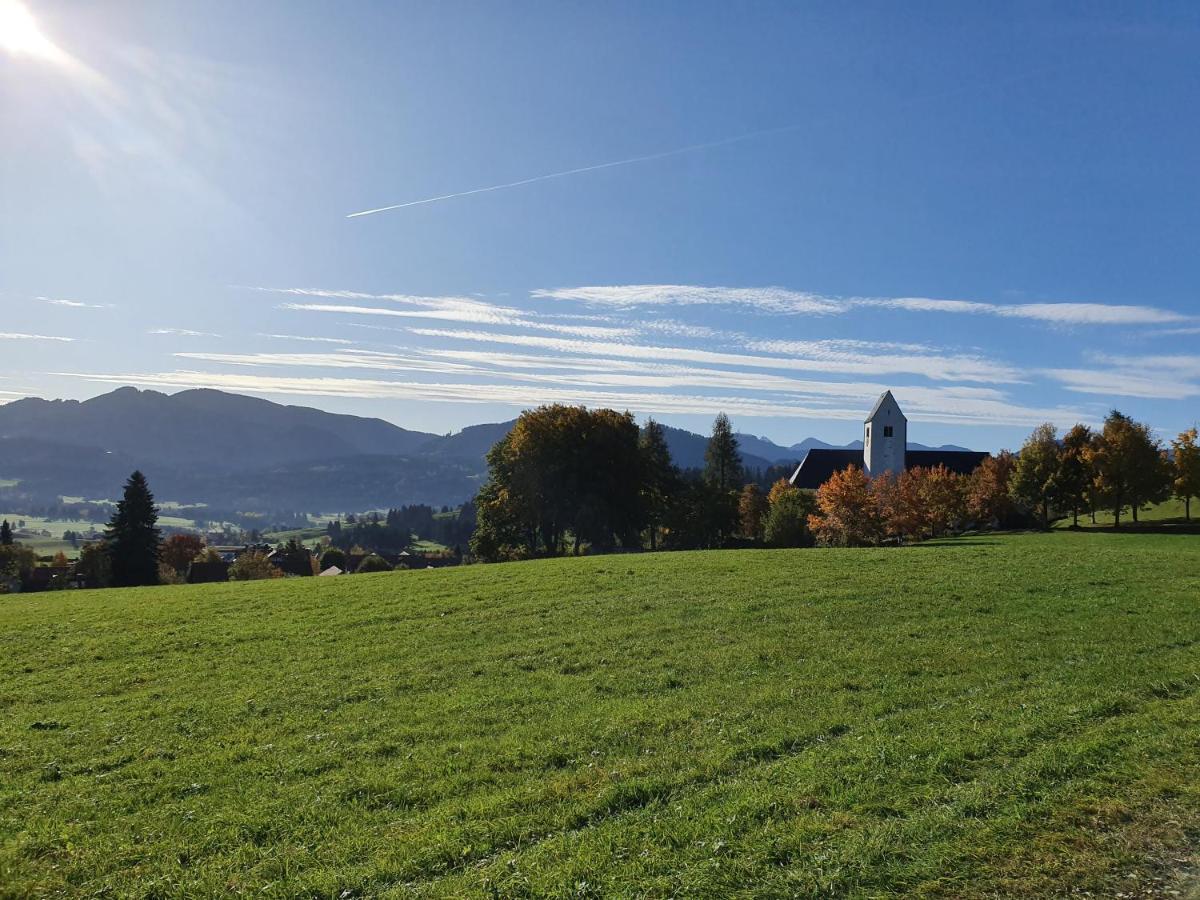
<box><xmin>1</xmin><ymin>532</ymin><xmax>1199</xmax><ymax>897</ymax></box>
<box><xmin>1061</xmin><ymin>497</ymin><xmax>1195</xmax><ymax>527</ymax></box>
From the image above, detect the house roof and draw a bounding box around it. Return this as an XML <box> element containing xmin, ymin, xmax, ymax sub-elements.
<box><xmin>906</xmin><ymin>450</ymin><xmax>989</xmax><ymax>475</ymax></box>
<box><xmin>789</xmin><ymin>448</ymin><xmax>862</xmax><ymax>489</ymax></box>
<box><xmin>789</xmin><ymin>447</ymin><xmax>989</xmax><ymax>489</ymax></box>
<box><xmin>865</xmin><ymin>390</ymin><xmax>906</xmax><ymax>423</ymax></box>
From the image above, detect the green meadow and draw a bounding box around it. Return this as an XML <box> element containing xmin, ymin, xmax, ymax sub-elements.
<box><xmin>2</xmin><ymin>532</ymin><xmax>1199</xmax><ymax>897</ymax></box>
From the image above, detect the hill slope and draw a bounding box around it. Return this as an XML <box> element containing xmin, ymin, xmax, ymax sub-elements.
<box><xmin>2</xmin><ymin>532</ymin><xmax>1198</xmax><ymax>896</ymax></box>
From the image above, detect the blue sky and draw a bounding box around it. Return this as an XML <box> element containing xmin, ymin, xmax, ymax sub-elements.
<box><xmin>2</xmin><ymin>0</ymin><xmax>1198</xmax><ymax>450</ymax></box>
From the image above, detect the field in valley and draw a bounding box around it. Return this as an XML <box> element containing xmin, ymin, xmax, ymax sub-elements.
<box><xmin>2</xmin><ymin>532</ymin><xmax>1199</xmax><ymax>897</ymax></box>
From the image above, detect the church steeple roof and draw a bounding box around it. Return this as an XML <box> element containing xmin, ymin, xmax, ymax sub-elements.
<box><xmin>864</xmin><ymin>390</ymin><xmax>906</xmax><ymax>423</ymax></box>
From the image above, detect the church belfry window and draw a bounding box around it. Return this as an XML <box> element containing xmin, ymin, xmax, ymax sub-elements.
<box><xmin>883</xmin><ymin>425</ymin><xmax>894</xmax><ymax>437</ymax></box>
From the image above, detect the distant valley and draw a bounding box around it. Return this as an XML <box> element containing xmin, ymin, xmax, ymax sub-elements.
<box><xmin>0</xmin><ymin>387</ymin><xmax>970</xmax><ymax>514</ymax></box>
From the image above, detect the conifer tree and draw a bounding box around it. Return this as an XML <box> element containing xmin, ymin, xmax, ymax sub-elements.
<box><xmin>0</xmin><ymin>520</ymin><xmax>12</xmax><ymax>546</ymax></box>
<box><xmin>639</xmin><ymin>419</ymin><xmax>680</xmax><ymax>551</ymax></box>
<box><xmin>105</xmin><ymin>471</ymin><xmax>162</xmax><ymax>587</ymax></box>
<box><xmin>704</xmin><ymin>413</ymin><xmax>742</xmax><ymax>492</ymax></box>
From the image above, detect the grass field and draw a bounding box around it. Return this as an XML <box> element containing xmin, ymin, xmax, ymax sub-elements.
<box><xmin>2</xmin><ymin>532</ymin><xmax>1199</xmax><ymax>896</ymax></box>
<box><xmin>1063</xmin><ymin>497</ymin><xmax>1195</xmax><ymax>528</ymax></box>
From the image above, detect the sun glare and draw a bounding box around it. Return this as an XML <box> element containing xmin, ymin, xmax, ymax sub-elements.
<box><xmin>0</xmin><ymin>0</ymin><xmax>69</xmax><ymax>63</ymax></box>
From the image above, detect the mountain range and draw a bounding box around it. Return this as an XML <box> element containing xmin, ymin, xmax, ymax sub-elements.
<box><xmin>0</xmin><ymin>388</ymin><xmax>969</xmax><ymax>513</ymax></box>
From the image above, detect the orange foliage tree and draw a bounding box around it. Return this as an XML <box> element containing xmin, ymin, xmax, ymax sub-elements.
<box><xmin>807</xmin><ymin>465</ymin><xmax>883</xmax><ymax>547</ymax></box>
<box><xmin>966</xmin><ymin>451</ymin><xmax>1018</xmax><ymax>526</ymax></box>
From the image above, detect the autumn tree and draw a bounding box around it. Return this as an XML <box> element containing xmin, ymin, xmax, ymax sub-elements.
<box><xmin>1086</xmin><ymin>411</ymin><xmax>1166</xmax><ymax>528</ymax></box>
<box><xmin>1010</xmin><ymin>423</ymin><xmax>1060</xmax><ymax>528</ymax></box>
<box><xmin>876</xmin><ymin>469</ymin><xmax>925</xmax><ymax>542</ymax></box>
<box><xmin>920</xmin><ymin>465</ymin><xmax>967</xmax><ymax>537</ymax></box>
<box><xmin>807</xmin><ymin>465</ymin><xmax>883</xmax><ymax>547</ymax></box>
<box><xmin>966</xmin><ymin>451</ymin><xmax>1018</xmax><ymax>527</ymax></box>
<box><xmin>1051</xmin><ymin>425</ymin><xmax>1093</xmax><ymax>527</ymax></box>
<box><xmin>737</xmin><ymin>483</ymin><xmax>769</xmax><ymax>541</ymax></box>
<box><xmin>1172</xmin><ymin>427</ymin><xmax>1200</xmax><ymax>521</ymax></box>
<box><xmin>161</xmin><ymin>533</ymin><xmax>204</xmax><ymax>575</ymax></box>
<box><xmin>639</xmin><ymin>419</ymin><xmax>681</xmax><ymax>550</ymax></box>
<box><xmin>104</xmin><ymin>471</ymin><xmax>162</xmax><ymax>587</ymax></box>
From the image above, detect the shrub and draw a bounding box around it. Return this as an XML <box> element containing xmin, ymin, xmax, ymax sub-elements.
<box><xmin>228</xmin><ymin>551</ymin><xmax>283</xmax><ymax>581</ymax></box>
<box><xmin>319</xmin><ymin>548</ymin><xmax>348</xmax><ymax>572</ymax></box>
<box><xmin>357</xmin><ymin>554</ymin><xmax>393</xmax><ymax>573</ymax></box>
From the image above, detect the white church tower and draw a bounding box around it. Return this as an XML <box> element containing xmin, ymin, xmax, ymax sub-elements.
<box><xmin>863</xmin><ymin>390</ymin><xmax>907</xmax><ymax>477</ymax></box>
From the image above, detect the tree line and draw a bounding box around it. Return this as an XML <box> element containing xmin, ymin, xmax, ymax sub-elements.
<box><xmin>469</xmin><ymin>406</ymin><xmax>815</xmax><ymax>561</ymax></box>
<box><xmin>803</xmin><ymin>411</ymin><xmax>1200</xmax><ymax>546</ymax></box>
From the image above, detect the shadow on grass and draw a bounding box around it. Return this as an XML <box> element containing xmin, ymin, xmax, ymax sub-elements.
<box><xmin>1061</xmin><ymin>522</ymin><xmax>1200</xmax><ymax>535</ymax></box>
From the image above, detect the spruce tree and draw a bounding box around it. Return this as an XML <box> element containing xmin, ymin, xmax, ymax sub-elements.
<box><xmin>0</xmin><ymin>520</ymin><xmax>12</xmax><ymax>546</ymax></box>
<box><xmin>639</xmin><ymin>419</ymin><xmax>681</xmax><ymax>551</ymax></box>
<box><xmin>105</xmin><ymin>471</ymin><xmax>162</xmax><ymax>587</ymax></box>
<box><xmin>704</xmin><ymin>413</ymin><xmax>743</xmax><ymax>492</ymax></box>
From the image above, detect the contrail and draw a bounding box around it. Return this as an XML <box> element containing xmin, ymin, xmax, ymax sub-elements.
<box><xmin>345</xmin><ymin>125</ymin><xmax>800</xmax><ymax>218</ymax></box>
<box><xmin>346</xmin><ymin>63</ymin><xmax>1067</xmax><ymax>219</ymax></box>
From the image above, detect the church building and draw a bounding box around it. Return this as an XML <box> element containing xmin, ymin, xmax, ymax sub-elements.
<box><xmin>788</xmin><ymin>390</ymin><xmax>989</xmax><ymax>490</ymax></box>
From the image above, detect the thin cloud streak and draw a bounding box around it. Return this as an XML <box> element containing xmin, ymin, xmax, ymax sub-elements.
<box><xmin>148</xmin><ymin>327</ymin><xmax>220</xmax><ymax>337</ymax></box>
<box><xmin>1</xmin><ymin>332</ymin><xmax>75</xmax><ymax>342</ymax></box>
<box><xmin>535</xmin><ymin>284</ymin><xmax>1189</xmax><ymax>325</ymax></box>
<box><xmin>37</xmin><ymin>296</ymin><xmax>112</xmax><ymax>309</ymax></box>
<box><xmin>409</xmin><ymin>327</ymin><xmax>1024</xmax><ymax>383</ymax></box>
<box><xmin>54</xmin><ymin>368</ymin><xmax>1086</xmax><ymax>427</ymax></box>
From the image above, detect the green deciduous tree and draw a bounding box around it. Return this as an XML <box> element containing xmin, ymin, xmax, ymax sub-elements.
<box><xmin>104</xmin><ymin>471</ymin><xmax>162</xmax><ymax>587</ymax></box>
<box><xmin>228</xmin><ymin>551</ymin><xmax>282</xmax><ymax>581</ymax></box>
<box><xmin>470</xmin><ymin>405</ymin><xmax>646</xmax><ymax>561</ymax></box>
<box><xmin>1172</xmin><ymin>427</ymin><xmax>1200</xmax><ymax>521</ymax></box>
<box><xmin>1010</xmin><ymin>423</ymin><xmax>1060</xmax><ymax>528</ymax></box>
<box><xmin>1051</xmin><ymin>425</ymin><xmax>1093</xmax><ymax>528</ymax></box>
<box><xmin>762</xmin><ymin>481</ymin><xmax>812</xmax><ymax>547</ymax></box>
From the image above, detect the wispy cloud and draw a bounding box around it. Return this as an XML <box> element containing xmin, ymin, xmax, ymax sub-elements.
<box><xmin>54</xmin><ymin>368</ymin><xmax>1086</xmax><ymax>427</ymax></box>
<box><xmin>1043</xmin><ymin>353</ymin><xmax>1200</xmax><ymax>400</ymax></box>
<box><xmin>408</xmin><ymin>328</ymin><xmax>1023</xmax><ymax>383</ymax></box>
<box><xmin>861</xmin><ymin>297</ymin><xmax>1188</xmax><ymax>325</ymax></box>
<box><xmin>534</xmin><ymin>284</ymin><xmax>1189</xmax><ymax>326</ymax></box>
<box><xmin>258</xmin><ymin>333</ymin><xmax>357</xmax><ymax>345</ymax></box>
<box><xmin>257</xmin><ymin>286</ymin><xmax>639</xmax><ymax>339</ymax></box>
<box><xmin>0</xmin><ymin>331</ymin><xmax>75</xmax><ymax>342</ymax></box>
<box><xmin>534</xmin><ymin>285</ymin><xmax>842</xmax><ymax>315</ymax></box>
<box><xmin>148</xmin><ymin>327</ymin><xmax>220</xmax><ymax>337</ymax></box>
<box><xmin>36</xmin><ymin>295</ymin><xmax>113</xmax><ymax>309</ymax></box>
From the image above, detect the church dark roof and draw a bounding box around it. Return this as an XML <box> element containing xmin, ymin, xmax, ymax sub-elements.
<box><xmin>789</xmin><ymin>448</ymin><xmax>862</xmax><ymax>489</ymax></box>
<box><xmin>906</xmin><ymin>450</ymin><xmax>989</xmax><ymax>476</ymax></box>
<box><xmin>788</xmin><ymin>447</ymin><xmax>989</xmax><ymax>489</ymax></box>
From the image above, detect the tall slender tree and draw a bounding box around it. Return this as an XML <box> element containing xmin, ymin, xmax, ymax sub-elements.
<box><xmin>639</xmin><ymin>419</ymin><xmax>680</xmax><ymax>551</ymax></box>
<box><xmin>703</xmin><ymin>413</ymin><xmax>742</xmax><ymax>492</ymax></box>
<box><xmin>0</xmin><ymin>520</ymin><xmax>12</xmax><ymax>546</ymax></box>
<box><xmin>105</xmin><ymin>471</ymin><xmax>162</xmax><ymax>587</ymax></box>
<box><xmin>1172</xmin><ymin>427</ymin><xmax>1200</xmax><ymax>522</ymax></box>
